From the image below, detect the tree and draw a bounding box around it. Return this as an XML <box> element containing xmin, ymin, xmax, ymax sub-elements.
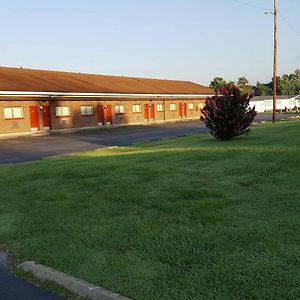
<box><xmin>252</xmin><ymin>70</ymin><xmax>300</xmax><ymax>96</ymax></box>
<box><xmin>209</xmin><ymin>69</ymin><xmax>300</xmax><ymax>98</ymax></box>
<box><xmin>280</xmin><ymin>74</ymin><xmax>295</xmax><ymax>95</ymax></box>
<box><xmin>201</xmin><ymin>85</ymin><xmax>257</xmax><ymax>140</ymax></box>
<box><xmin>294</xmin><ymin>69</ymin><xmax>300</xmax><ymax>81</ymax></box>
<box><xmin>292</xmin><ymin>69</ymin><xmax>300</xmax><ymax>94</ymax></box>
<box><xmin>209</xmin><ymin>77</ymin><xmax>229</xmax><ymax>92</ymax></box>
<box><xmin>237</xmin><ymin>76</ymin><xmax>252</xmax><ymax>94</ymax></box>
<box><xmin>265</xmin><ymin>76</ymin><xmax>282</xmax><ymax>95</ymax></box>
<box><xmin>254</xmin><ymin>82</ymin><xmax>268</xmax><ymax>96</ymax></box>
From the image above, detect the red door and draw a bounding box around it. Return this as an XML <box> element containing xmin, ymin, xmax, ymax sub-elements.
<box><xmin>183</xmin><ymin>103</ymin><xmax>187</xmax><ymax>118</ymax></box>
<box><xmin>98</xmin><ymin>105</ymin><xmax>104</xmax><ymax>125</ymax></box>
<box><xmin>144</xmin><ymin>104</ymin><xmax>149</xmax><ymax>121</ymax></box>
<box><xmin>29</xmin><ymin>106</ymin><xmax>39</xmax><ymax>131</ymax></box>
<box><xmin>42</xmin><ymin>106</ymin><xmax>51</xmax><ymax>129</ymax></box>
<box><xmin>179</xmin><ymin>103</ymin><xmax>183</xmax><ymax>118</ymax></box>
<box><xmin>150</xmin><ymin>104</ymin><xmax>155</xmax><ymax>121</ymax></box>
<box><xmin>106</xmin><ymin>105</ymin><xmax>112</xmax><ymax>124</ymax></box>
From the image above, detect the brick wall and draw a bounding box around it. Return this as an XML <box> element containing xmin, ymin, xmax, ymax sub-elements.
<box><xmin>0</xmin><ymin>100</ymin><xmax>39</xmax><ymax>134</ymax></box>
<box><xmin>0</xmin><ymin>97</ymin><xmax>207</xmax><ymax>134</ymax></box>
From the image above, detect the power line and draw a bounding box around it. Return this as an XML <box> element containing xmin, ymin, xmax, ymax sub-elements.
<box><xmin>278</xmin><ymin>12</ymin><xmax>300</xmax><ymax>38</ymax></box>
<box><xmin>229</xmin><ymin>0</ymin><xmax>271</xmax><ymax>11</ymax></box>
<box><xmin>230</xmin><ymin>0</ymin><xmax>300</xmax><ymax>39</ymax></box>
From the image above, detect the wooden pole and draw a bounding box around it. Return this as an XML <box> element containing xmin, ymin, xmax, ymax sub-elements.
<box><xmin>272</xmin><ymin>0</ymin><xmax>277</xmax><ymax>123</ymax></box>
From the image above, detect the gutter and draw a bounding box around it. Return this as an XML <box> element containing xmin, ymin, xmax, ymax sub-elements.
<box><xmin>0</xmin><ymin>91</ymin><xmax>213</xmax><ymax>99</ymax></box>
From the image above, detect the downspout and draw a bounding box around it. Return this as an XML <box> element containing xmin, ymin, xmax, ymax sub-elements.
<box><xmin>163</xmin><ymin>98</ymin><xmax>166</xmax><ymax>122</ymax></box>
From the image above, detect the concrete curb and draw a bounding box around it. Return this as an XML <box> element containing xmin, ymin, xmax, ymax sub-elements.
<box><xmin>0</xmin><ymin>131</ymin><xmax>49</xmax><ymax>140</ymax></box>
<box><xmin>0</xmin><ymin>249</ymin><xmax>12</xmax><ymax>269</ymax></box>
<box><xmin>18</xmin><ymin>261</ymin><xmax>130</xmax><ymax>300</ymax></box>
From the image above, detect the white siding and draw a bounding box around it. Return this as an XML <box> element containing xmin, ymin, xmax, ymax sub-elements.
<box><xmin>250</xmin><ymin>101</ymin><xmax>265</xmax><ymax>113</ymax></box>
<box><xmin>250</xmin><ymin>96</ymin><xmax>299</xmax><ymax>112</ymax></box>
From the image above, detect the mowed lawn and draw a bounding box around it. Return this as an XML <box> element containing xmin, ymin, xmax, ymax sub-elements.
<box><xmin>1</xmin><ymin>121</ymin><xmax>300</xmax><ymax>300</ymax></box>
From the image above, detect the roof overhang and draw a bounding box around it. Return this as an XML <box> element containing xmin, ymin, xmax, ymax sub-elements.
<box><xmin>0</xmin><ymin>91</ymin><xmax>213</xmax><ymax>99</ymax></box>
<box><xmin>251</xmin><ymin>95</ymin><xmax>300</xmax><ymax>101</ymax></box>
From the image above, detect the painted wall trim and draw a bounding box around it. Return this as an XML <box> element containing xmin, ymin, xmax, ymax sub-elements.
<box><xmin>0</xmin><ymin>91</ymin><xmax>213</xmax><ymax>99</ymax></box>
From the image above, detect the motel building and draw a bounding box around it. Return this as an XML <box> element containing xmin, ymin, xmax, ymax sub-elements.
<box><xmin>0</xmin><ymin>67</ymin><xmax>214</xmax><ymax>137</ymax></box>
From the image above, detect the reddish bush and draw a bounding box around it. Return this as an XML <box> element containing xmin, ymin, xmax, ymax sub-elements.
<box><xmin>201</xmin><ymin>85</ymin><xmax>257</xmax><ymax>140</ymax></box>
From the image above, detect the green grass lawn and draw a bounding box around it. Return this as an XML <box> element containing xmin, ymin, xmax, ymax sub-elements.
<box><xmin>1</xmin><ymin>121</ymin><xmax>300</xmax><ymax>300</ymax></box>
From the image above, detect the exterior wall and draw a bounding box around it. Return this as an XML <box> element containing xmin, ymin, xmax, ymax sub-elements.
<box><xmin>50</xmin><ymin>99</ymin><xmax>98</xmax><ymax>130</ymax></box>
<box><xmin>251</xmin><ymin>97</ymin><xmax>300</xmax><ymax>113</ymax></box>
<box><xmin>250</xmin><ymin>101</ymin><xmax>265</xmax><ymax>113</ymax></box>
<box><xmin>264</xmin><ymin>99</ymin><xmax>291</xmax><ymax>111</ymax></box>
<box><xmin>0</xmin><ymin>97</ymin><xmax>207</xmax><ymax>135</ymax></box>
<box><xmin>0</xmin><ymin>99</ymin><xmax>40</xmax><ymax>134</ymax></box>
<box><xmin>272</xmin><ymin>99</ymin><xmax>296</xmax><ymax>111</ymax></box>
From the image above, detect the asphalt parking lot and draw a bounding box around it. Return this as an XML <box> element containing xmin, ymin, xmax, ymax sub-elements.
<box><xmin>0</xmin><ymin>268</ymin><xmax>65</xmax><ymax>300</ymax></box>
<box><xmin>0</xmin><ymin>113</ymin><xmax>297</xmax><ymax>164</ymax></box>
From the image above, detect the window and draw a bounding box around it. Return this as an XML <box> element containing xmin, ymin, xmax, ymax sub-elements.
<box><xmin>157</xmin><ymin>104</ymin><xmax>164</xmax><ymax>112</ymax></box>
<box><xmin>115</xmin><ymin>105</ymin><xmax>125</xmax><ymax>114</ymax></box>
<box><xmin>132</xmin><ymin>104</ymin><xmax>141</xmax><ymax>113</ymax></box>
<box><xmin>170</xmin><ymin>103</ymin><xmax>176</xmax><ymax>111</ymax></box>
<box><xmin>198</xmin><ymin>103</ymin><xmax>204</xmax><ymax>110</ymax></box>
<box><xmin>56</xmin><ymin>106</ymin><xmax>70</xmax><ymax>116</ymax></box>
<box><xmin>188</xmin><ymin>103</ymin><xmax>194</xmax><ymax>110</ymax></box>
<box><xmin>4</xmin><ymin>107</ymin><xmax>24</xmax><ymax>119</ymax></box>
<box><xmin>277</xmin><ymin>100</ymin><xmax>281</xmax><ymax>105</ymax></box>
<box><xmin>289</xmin><ymin>99</ymin><xmax>296</xmax><ymax>106</ymax></box>
<box><xmin>81</xmin><ymin>105</ymin><xmax>93</xmax><ymax>115</ymax></box>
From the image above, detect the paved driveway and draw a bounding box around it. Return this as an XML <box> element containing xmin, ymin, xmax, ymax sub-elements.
<box><xmin>0</xmin><ymin>113</ymin><xmax>297</xmax><ymax>164</ymax></box>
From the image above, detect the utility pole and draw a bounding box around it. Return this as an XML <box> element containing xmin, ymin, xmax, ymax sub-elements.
<box><xmin>272</xmin><ymin>0</ymin><xmax>277</xmax><ymax>123</ymax></box>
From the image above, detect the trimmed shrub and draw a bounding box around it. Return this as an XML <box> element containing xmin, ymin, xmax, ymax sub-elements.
<box><xmin>201</xmin><ymin>85</ymin><xmax>257</xmax><ymax>140</ymax></box>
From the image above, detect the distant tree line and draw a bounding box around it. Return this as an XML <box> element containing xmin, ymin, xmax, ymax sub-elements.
<box><xmin>209</xmin><ymin>69</ymin><xmax>300</xmax><ymax>96</ymax></box>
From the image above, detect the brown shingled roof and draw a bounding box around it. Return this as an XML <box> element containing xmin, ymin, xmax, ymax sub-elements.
<box><xmin>0</xmin><ymin>66</ymin><xmax>213</xmax><ymax>95</ymax></box>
